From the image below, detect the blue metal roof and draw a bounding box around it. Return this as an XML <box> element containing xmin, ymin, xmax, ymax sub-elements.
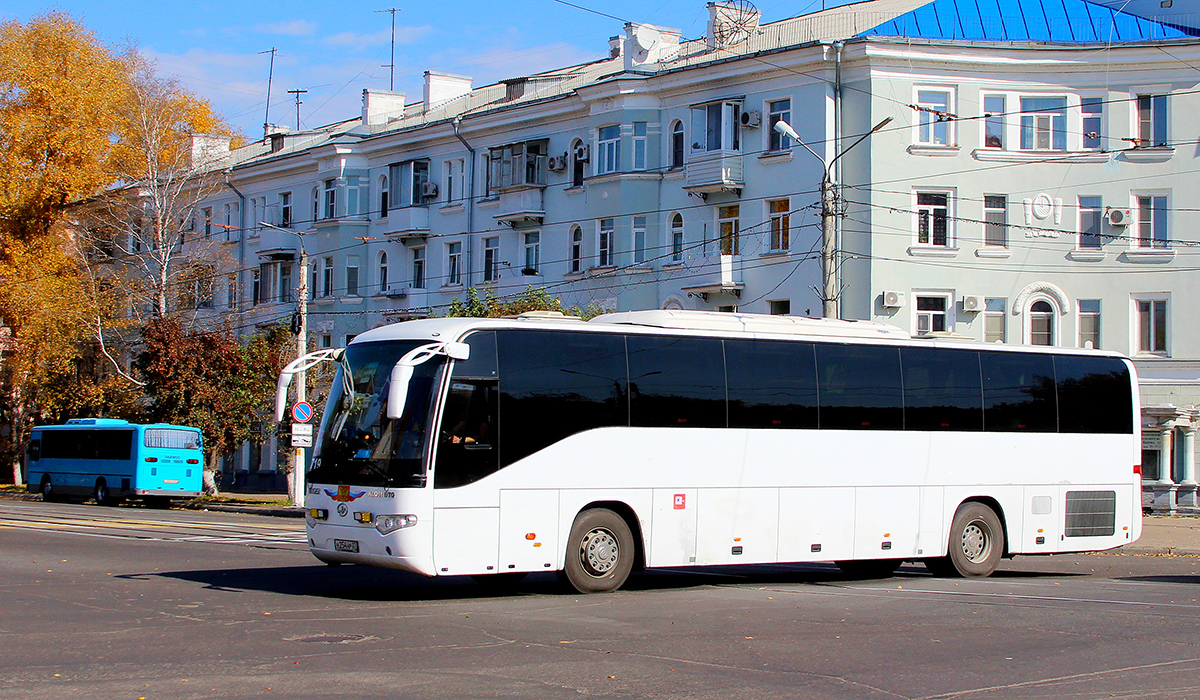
<box><xmin>862</xmin><ymin>0</ymin><xmax>1193</xmax><ymax>42</ymax></box>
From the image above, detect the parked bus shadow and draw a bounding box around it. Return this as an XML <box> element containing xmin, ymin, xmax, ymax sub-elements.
<box><xmin>152</xmin><ymin>560</ymin><xmax>1084</xmax><ymax>601</ymax></box>
<box><xmin>1120</xmin><ymin>574</ymin><xmax>1200</xmax><ymax>585</ymax></box>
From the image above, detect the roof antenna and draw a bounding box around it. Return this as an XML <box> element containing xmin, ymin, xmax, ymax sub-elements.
<box><xmin>375</xmin><ymin>8</ymin><xmax>401</xmax><ymax>91</ymax></box>
<box><xmin>258</xmin><ymin>47</ymin><xmax>278</xmax><ymax>139</ymax></box>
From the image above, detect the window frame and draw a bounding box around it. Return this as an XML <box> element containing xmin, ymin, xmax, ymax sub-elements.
<box><xmin>323</xmin><ymin>178</ymin><xmax>337</xmax><ymax>219</ymax></box>
<box><xmin>983</xmin><ymin>194</ymin><xmax>1007</xmax><ymax>248</ymax></box>
<box><xmin>523</xmin><ymin>231</ymin><xmax>540</xmax><ymax>274</ymax></box>
<box><xmin>597</xmin><ymin>125</ymin><xmax>621</xmax><ymax>175</ymax></box>
<box><xmin>597</xmin><ymin>218</ymin><xmax>615</xmax><ymax>267</ymax></box>
<box><xmin>483</xmin><ymin>236</ymin><xmax>500</xmax><ymax>282</ymax></box>
<box><xmin>279</xmin><ymin>192</ymin><xmax>292</xmax><ymax>228</ymax></box>
<box><xmin>632</xmin><ymin>122</ymin><xmax>647</xmax><ymax>171</ymax></box>
<box><xmin>767</xmin><ymin>98</ymin><xmax>792</xmax><ymax>151</ymax></box>
<box><xmin>1078</xmin><ymin>196</ymin><xmax>1104</xmax><ymax>250</ymax></box>
<box><xmin>914</xmin><ymin>292</ymin><xmax>953</xmax><ymax>335</ymax></box>
<box><xmin>717</xmin><ymin>205</ymin><xmax>740</xmax><ymax>256</ymax></box>
<box><xmin>767</xmin><ymin>199</ymin><xmax>790</xmax><ymax>252</ymax></box>
<box><xmin>1136</xmin><ymin>93</ymin><xmax>1168</xmax><ymax>147</ymax></box>
<box><xmin>690</xmin><ymin>100</ymin><xmax>741</xmax><ymax>153</ymax></box>
<box><xmin>914</xmin><ymin>189</ymin><xmax>954</xmax><ymax>248</ymax></box>
<box><xmin>570</xmin><ymin>225</ymin><xmax>584</xmax><ymax>273</ymax></box>
<box><xmin>984</xmin><ymin>298</ymin><xmax>1006</xmax><ymax>343</ymax></box>
<box><xmin>1133</xmin><ymin>192</ymin><xmax>1169</xmax><ymax>249</ymax></box>
<box><xmin>1132</xmin><ymin>295</ymin><xmax>1169</xmax><ymax>356</ymax></box>
<box><xmin>669</xmin><ymin>120</ymin><xmax>685</xmax><ymax>169</ymax></box>
<box><xmin>982</xmin><ymin>94</ymin><xmax>1005</xmax><ymax>149</ymax></box>
<box><xmin>915</xmin><ymin>87</ymin><xmax>955</xmax><ymax>146</ymax></box>
<box><xmin>446</xmin><ymin>242</ymin><xmax>463</xmax><ymax>286</ymax></box>
<box><xmin>1019</xmin><ymin>96</ymin><xmax>1068</xmax><ymax>151</ymax></box>
<box><xmin>487</xmin><ymin>140</ymin><xmax>549</xmax><ymax>190</ymax></box>
<box><xmin>411</xmin><ymin>246</ymin><xmax>426</xmax><ymax>289</ymax></box>
<box><xmin>670</xmin><ymin>213</ymin><xmax>684</xmax><ymax>262</ymax></box>
<box><xmin>1025</xmin><ymin>296</ymin><xmax>1059</xmax><ymax>347</ymax></box>
<box><xmin>1078</xmin><ymin>299</ymin><xmax>1100</xmax><ymax>349</ymax></box>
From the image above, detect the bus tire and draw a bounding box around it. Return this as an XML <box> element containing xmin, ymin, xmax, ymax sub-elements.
<box><xmin>562</xmin><ymin>508</ymin><xmax>634</xmax><ymax>594</ymax></box>
<box><xmin>93</xmin><ymin>479</ymin><xmax>115</xmax><ymax>507</ymax></box>
<box><xmin>943</xmin><ymin>502</ymin><xmax>1004</xmax><ymax>578</ymax></box>
<box><xmin>835</xmin><ymin>558</ymin><xmax>902</xmax><ymax>579</ymax></box>
<box><xmin>40</xmin><ymin>476</ymin><xmax>59</xmax><ymax>503</ymax></box>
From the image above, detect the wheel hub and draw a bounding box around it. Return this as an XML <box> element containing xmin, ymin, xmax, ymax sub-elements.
<box><xmin>581</xmin><ymin>529</ymin><xmax>619</xmax><ymax>575</ymax></box>
<box><xmin>961</xmin><ymin>521</ymin><xmax>990</xmax><ymax>563</ymax></box>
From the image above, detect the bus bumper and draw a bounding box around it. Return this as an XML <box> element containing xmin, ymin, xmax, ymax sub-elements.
<box><xmin>133</xmin><ymin>489</ymin><xmax>201</xmax><ymax>498</ymax></box>
<box><xmin>307</xmin><ymin>522</ymin><xmax>436</xmax><ymax>576</ymax></box>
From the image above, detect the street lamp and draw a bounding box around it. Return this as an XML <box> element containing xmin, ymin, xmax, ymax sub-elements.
<box><xmin>774</xmin><ymin>116</ymin><xmax>893</xmax><ymax>319</ymax></box>
<box><xmin>259</xmin><ymin>221</ymin><xmax>308</xmax><ymax>505</ymax></box>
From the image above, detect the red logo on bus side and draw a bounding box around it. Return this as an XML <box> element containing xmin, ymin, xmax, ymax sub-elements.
<box><xmin>674</xmin><ymin>494</ymin><xmax>686</xmax><ymax>509</ymax></box>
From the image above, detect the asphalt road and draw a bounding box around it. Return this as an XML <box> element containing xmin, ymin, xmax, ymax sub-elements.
<box><xmin>1</xmin><ymin>500</ymin><xmax>1198</xmax><ymax>700</ymax></box>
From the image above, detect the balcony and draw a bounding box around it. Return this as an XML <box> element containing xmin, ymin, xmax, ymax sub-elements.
<box><xmin>680</xmin><ymin>254</ymin><xmax>744</xmax><ymax>301</ymax></box>
<box><xmin>381</xmin><ymin>206</ymin><xmax>430</xmax><ymax>242</ymax></box>
<box><xmin>494</xmin><ymin>185</ymin><xmax>546</xmax><ymax>226</ymax></box>
<box><xmin>684</xmin><ymin>150</ymin><xmax>744</xmax><ymax>195</ymax></box>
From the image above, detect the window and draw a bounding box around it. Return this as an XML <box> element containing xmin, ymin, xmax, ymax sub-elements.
<box><xmin>984</xmin><ymin>298</ymin><xmax>1006</xmax><ymax>343</ymax></box>
<box><xmin>901</xmin><ymin>347</ymin><xmax>983</xmax><ymax>431</ymax></box>
<box><xmin>570</xmin><ymin>226</ymin><xmax>583</xmax><ymax>273</ymax></box>
<box><xmin>628</xmin><ymin>336</ymin><xmax>726</xmax><ymax>428</ymax></box>
<box><xmin>768</xmin><ymin>99</ymin><xmax>792</xmax><ymax>151</ymax></box>
<box><xmin>917</xmin><ymin>89</ymin><xmax>952</xmax><ymax>145</ymax></box>
<box><xmin>1136</xmin><ymin>298</ymin><xmax>1167</xmax><ymax>354</ymax></box>
<box><xmin>201</xmin><ymin>207</ymin><xmax>212</xmax><ymax>238</ymax></box>
<box><xmin>571</xmin><ymin>138</ymin><xmax>586</xmax><ymax>187</ymax></box>
<box><xmin>816</xmin><ymin>344</ymin><xmax>903</xmax><ymax>430</ymax></box>
<box><xmin>1029</xmin><ymin>299</ymin><xmax>1055</xmax><ymax>346</ymax></box>
<box><xmin>320</xmin><ymin>333</ymin><xmax>332</xmax><ymax>349</ymax></box>
<box><xmin>227</xmin><ymin>273</ymin><xmax>238</xmax><ymax>308</ymax></box>
<box><xmin>916</xmin><ymin>295</ymin><xmax>949</xmax><ymax>335</ymax></box>
<box><xmin>632</xmin><ymin>216</ymin><xmax>646</xmax><ymax>264</ymax></box>
<box><xmin>276</xmin><ymin>263</ymin><xmax>293</xmax><ymax>304</ymax></box>
<box><xmin>310</xmin><ymin>264</ymin><xmax>318</xmax><ymax>300</ymax></box>
<box><xmin>597</xmin><ymin>125</ymin><xmax>620</xmax><ymax>175</ymax></box>
<box><xmin>487</xmin><ymin>141</ymin><xmax>548</xmax><ymax>190</ymax></box>
<box><xmin>249</xmin><ymin>197</ymin><xmax>263</xmax><ymax>237</ymax></box>
<box><xmin>916</xmin><ymin>192</ymin><xmax>950</xmax><ymax>246</ymax></box>
<box><xmin>447</xmin><ymin>242</ymin><xmax>462</xmax><ymax>285</ymax></box>
<box><xmin>727</xmin><ymin>339</ymin><xmax>817</xmax><ymax>429</ymax></box>
<box><xmin>769</xmin><ymin>299</ymin><xmax>790</xmax><ymax>315</ymax></box>
<box><xmin>444</xmin><ymin>158</ymin><xmax>464</xmax><ymax>205</ymax></box>
<box><xmin>768</xmin><ymin>199</ymin><xmax>790</xmax><ymax>251</ymax></box>
<box><xmin>1078</xmin><ymin>299</ymin><xmax>1100</xmax><ymax>349</ymax></box>
<box><xmin>379</xmin><ymin>175</ymin><xmax>389</xmax><ymax>217</ymax></box>
<box><xmin>1082</xmin><ymin>97</ymin><xmax>1103</xmax><ymax>150</ymax></box>
<box><xmin>1135</xmin><ymin>194</ymin><xmax>1168</xmax><ymax>248</ymax></box>
<box><xmin>632</xmin><ymin>122</ymin><xmax>647</xmax><ymax>170</ymax></box>
<box><xmin>345</xmin><ymin>256</ymin><xmax>360</xmax><ymax>296</ymax></box>
<box><xmin>981</xmin><ymin>351</ymin><xmax>1056</xmax><ymax>431</ymax></box>
<box><xmin>1137</xmin><ymin>94</ymin><xmax>1167</xmax><ymax>147</ymax></box>
<box><xmin>223</xmin><ymin>202</ymin><xmax>238</xmax><ymax>241</ymax></box>
<box><xmin>323</xmin><ymin>179</ymin><xmax>337</xmax><ymax>219</ymax></box>
<box><xmin>311</xmin><ymin>187</ymin><xmax>319</xmax><ymax>223</ymax></box>
<box><xmin>983</xmin><ymin>195</ymin><xmax>1006</xmax><ymax>247</ymax></box>
<box><xmin>179</xmin><ymin>265</ymin><xmax>215</xmax><ymax>309</ymax></box>
<box><xmin>389</xmin><ymin>160</ymin><xmax>432</xmax><ymax>206</ymax></box>
<box><xmin>322</xmin><ymin>257</ymin><xmax>334</xmax><ymax>297</ymax></box>
<box><xmin>670</xmin><ymin>213</ymin><xmax>684</xmax><ymax>262</ymax></box>
<box><xmin>691</xmin><ymin>100</ymin><xmax>741</xmax><ymax>152</ymax></box>
<box><xmin>598</xmin><ymin>218</ymin><xmax>614</xmax><ymax>267</ymax></box>
<box><xmin>378</xmin><ymin>252</ymin><xmax>389</xmax><ymax>293</ymax></box>
<box><xmin>483</xmin><ymin>237</ymin><xmax>500</xmax><ymax>282</ymax></box>
<box><xmin>1054</xmin><ymin>355</ymin><xmax>1132</xmax><ymax>434</ymax></box>
<box><xmin>1020</xmin><ymin>97</ymin><xmax>1067</xmax><ymax>150</ymax></box>
<box><xmin>670</xmin><ymin>121</ymin><xmax>685</xmax><ymax>168</ymax></box>
<box><xmin>251</xmin><ymin>269</ymin><xmax>260</xmax><ymax>305</ymax></box>
<box><xmin>983</xmin><ymin>95</ymin><xmax>1004</xmax><ymax>148</ymax></box>
<box><xmin>718</xmin><ymin>205</ymin><xmax>740</xmax><ymax>255</ymax></box>
<box><xmin>1079</xmin><ymin>197</ymin><xmax>1104</xmax><ymax>249</ymax></box>
<box><xmin>280</xmin><ymin>192</ymin><xmax>292</xmax><ymax>228</ymax></box>
<box><xmin>523</xmin><ymin>231</ymin><xmax>540</xmax><ymax>273</ymax></box>
<box><xmin>411</xmin><ymin>247</ymin><xmax>425</xmax><ymax>289</ymax></box>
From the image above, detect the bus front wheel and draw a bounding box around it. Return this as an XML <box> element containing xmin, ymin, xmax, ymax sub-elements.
<box><xmin>93</xmin><ymin>479</ymin><xmax>115</xmax><ymax>507</ymax></box>
<box><xmin>562</xmin><ymin>508</ymin><xmax>634</xmax><ymax>594</ymax></box>
<box><xmin>40</xmin><ymin>477</ymin><xmax>59</xmax><ymax>503</ymax></box>
<box><xmin>931</xmin><ymin>502</ymin><xmax>1004</xmax><ymax>578</ymax></box>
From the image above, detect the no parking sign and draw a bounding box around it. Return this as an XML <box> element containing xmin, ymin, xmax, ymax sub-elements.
<box><xmin>292</xmin><ymin>401</ymin><xmax>313</xmax><ymax>423</ymax></box>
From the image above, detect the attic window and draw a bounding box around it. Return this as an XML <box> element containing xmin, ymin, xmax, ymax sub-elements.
<box><xmin>269</xmin><ymin>133</ymin><xmax>284</xmax><ymax>152</ymax></box>
<box><xmin>503</xmin><ymin>78</ymin><xmax>526</xmax><ymax>102</ymax></box>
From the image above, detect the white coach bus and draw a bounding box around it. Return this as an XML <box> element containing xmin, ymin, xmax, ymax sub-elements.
<box><xmin>278</xmin><ymin>310</ymin><xmax>1141</xmax><ymax>593</ymax></box>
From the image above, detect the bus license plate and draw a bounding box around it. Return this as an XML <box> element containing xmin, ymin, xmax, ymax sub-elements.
<box><xmin>333</xmin><ymin>539</ymin><xmax>359</xmax><ymax>553</ymax></box>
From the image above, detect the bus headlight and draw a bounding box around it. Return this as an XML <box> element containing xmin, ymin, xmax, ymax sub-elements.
<box><xmin>306</xmin><ymin>509</ymin><xmax>329</xmax><ymax>526</ymax></box>
<box><xmin>375</xmin><ymin>514</ymin><xmax>418</xmax><ymax>534</ymax></box>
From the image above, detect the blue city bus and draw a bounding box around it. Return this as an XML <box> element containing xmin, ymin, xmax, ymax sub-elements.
<box><xmin>24</xmin><ymin>419</ymin><xmax>204</xmax><ymax>506</ymax></box>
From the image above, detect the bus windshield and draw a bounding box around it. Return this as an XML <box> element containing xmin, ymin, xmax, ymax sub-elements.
<box><xmin>308</xmin><ymin>340</ymin><xmax>442</xmax><ymax>488</ymax></box>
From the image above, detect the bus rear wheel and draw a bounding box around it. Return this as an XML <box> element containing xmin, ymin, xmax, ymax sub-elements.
<box><xmin>562</xmin><ymin>508</ymin><xmax>634</xmax><ymax>594</ymax></box>
<box><xmin>934</xmin><ymin>502</ymin><xmax>1004</xmax><ymax>578</ymax></box>
<box><xmin>93</xmin><ymin>479</ymin><xmax>115</xmax><ymax>507</ymax></box>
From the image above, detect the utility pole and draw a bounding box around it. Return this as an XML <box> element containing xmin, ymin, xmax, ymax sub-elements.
<box><xmin>259</xmin><ymin>48</ymin><xmax>278</xmax><ymax>139</ymax></box>
<box><xmin>774</xmin><ymin>116</ymin><xmax>894</xmax><ymax>318</ymax></box>
<box><xmin>375</xmin><ymin>8</ymin><xmax>400</xmax><ymax>91</ymax></box>
<box><xmin>287</xmin><ymin>88</ymin><xmax>307</xmax><ymax>131</ymax></box>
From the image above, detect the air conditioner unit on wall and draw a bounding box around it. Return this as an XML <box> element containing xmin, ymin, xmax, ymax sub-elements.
<box><xmin>548</xmin><ymin>155</ymin><xmax>567</xmax><ymax>172</ymax></box>
<box><xmin>574</xmin><ymin>144</ymin><xmax>590</xmax><ymax>162</ymax></box>
<box><xmin>1106</xmin><ymin>208</ymin><xmax>1133</xmax><ymax>226</ymax></box>
<box><xmin>882</xmin><ymin>290</ymin><xmax>905</xmax><ymax>308</ymax></box>
<box><xmin>962</xmin><ymin>295</ymin><xmax>984</xmax><ymax>312</ymax></box>
<box><xmin>421</xmin><ymin>181</ymin><xmax>439</xmax><ymax>198</ymax></box>
<box><xmin>739</xmin><ymin>110</ymin><xmax>761</xmax><ymax>128</ymax></box>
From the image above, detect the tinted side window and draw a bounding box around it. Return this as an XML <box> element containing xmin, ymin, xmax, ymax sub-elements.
<box><xmin>435</xmin><ymin>331</ymin><xmax>499</xmax><ymax>488</ymax></box>
<box><xmin>816</xmin><ymin>344</ymin><xmax>903</xmax><ymax>430</ymax></box>
<box><xmin>41</xmin><ymin>429</ymin><xmax>133</xmax><ymax>460</ymax></box>
<box><xmin>497</xmin><ymin>330</ymin><xmax>627</xmax><ymax>468</ymax></box>
<box><xmin>901</xmin><ymin>347</ymin><xmax>983</xmax><ymax>431</ymax></box>
<box><xmin>628</xmin><ymin>335</ymin><xmax>726</xmax><ymax>428</ymax></box>
<box><xmin>727</xmin><ymin>339</ymin><xmax>818</xmax><ymax>429</ymax></box>
<box><xmin>1055</xmin><ymin>355</ymin><xmax>1133</xmax><ymax>434</ymax></box>
<box><xmin>982</xmin><ymin>351</ymin><xmax>1057</xmax><ymax>432</ymax></box>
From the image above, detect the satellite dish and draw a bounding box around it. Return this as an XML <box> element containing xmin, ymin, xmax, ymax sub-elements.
<box><xmin>711</xmin><ymin>0</ymin><xmax>760</xmax><ymax>47</ymax></box>
<box><xmin>632</xmin><ymin>24</ymin><xmax>660</xmax><ymax>62</ymax></box>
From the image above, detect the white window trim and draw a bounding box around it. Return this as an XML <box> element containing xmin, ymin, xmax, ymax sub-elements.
<box><xmin>1130</xmin><ymin>292</ymin><xmax>1171</xmax><ymax>357</ymax></box>
<box><xmin>596</xmin><ymin>124</ymin><xmax>621</xmax><ymax>176</ymax></box>
<box><xmin>913</xmin><ymin>85</ymin><xmax>957</xmax><ymax>147</ymax></box>
<box><xmin>1130</xmin><ymin>190</ymin><xmax>1170</xmax><ymax>250</ymax></box>
<box><xmin>1023</xmin><ymin>293</ymin><xmax>1061</xmax><ymax>347</ymax></box>
<box><xmin>765</xmin><ymin>96</ymin><xmax>793</xmax><ymax>152</ymax></box>
<box><xmin>912</xmin><ymin>290</ymin><xmax>955</xmax><ymax>336</ymax></box>
<box><xmin>980</xmin><ymin>92</ymin><xmax>1006</xmax><ymax>150</ymax></box>
<box><xmin>912</xmin><ymin>188</ymin><xmax>956</xmax><ymax>249</ymax></box>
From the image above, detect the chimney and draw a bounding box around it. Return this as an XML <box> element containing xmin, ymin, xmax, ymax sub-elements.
<box><xmin>609</xmin><ymin>35</ymin><xmax>623</xmax><ymax>59</ymax></box>
<box><xmin>189</xmin><ymin>133</ymin><xmax>232</xmax><ymax>169</ymax></box>
<box><xmin>423</xmin><ymin>71</ymin><xmax>472</xmax><ymax>111</ymax></box>
<box><xmin>361</xmin><ymin>89</ymin><xmax>406</xmax><ymax>127</ymax></box>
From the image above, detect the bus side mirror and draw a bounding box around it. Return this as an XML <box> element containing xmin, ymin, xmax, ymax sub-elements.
<box><xmin>445</xmin><ymin>342</ymin><xmax>470</xmax><ymax>361</ymax></box>
<box><xmin>387</xmin><ymin>363</ymin><xmax>415</xmax><ymax>420</ymax></box>
<box><xmin>275</xmin><ymin>373</ymin><xmax>294</xmax><ymax>422</ymax></box>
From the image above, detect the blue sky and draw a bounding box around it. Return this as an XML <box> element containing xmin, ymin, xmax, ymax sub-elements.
<box><xmin>3</xmin><ymin>1</ymin><xmax>850</xmax><ymax>137</ymax></box>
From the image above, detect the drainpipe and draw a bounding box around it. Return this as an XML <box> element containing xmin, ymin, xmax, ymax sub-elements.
<box><xmin>452</xmin><ymin>115</ymin><xmax>476</xmax><ymax>288</ymax></box>
<box><xmin>832</xmin><ymin>40</ymin><xmax>844</xmax><ymax>319</ymax></box>
<box><xmin>224</xmin><ymin>176</ymin><xmax>247</xmax><ymax>311</ymax></box>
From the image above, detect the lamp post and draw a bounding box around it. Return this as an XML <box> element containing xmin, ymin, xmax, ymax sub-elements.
<box><xmin>259</xmin><ymin>221</ymin><xmax>308</xmax><ymax>505</ymax></box>
<box><xmin>774</xmin><ymin>116</ymin><xmax>893</xmax><ymax>318</ymax></box>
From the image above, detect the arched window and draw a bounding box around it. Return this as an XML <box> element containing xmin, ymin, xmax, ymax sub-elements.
<box><xmin>378</xmin><ymin>251</ymin><xmax>389</xmax><ymax>292</ymax></box>
<box><xmin>1029</xmin><ymin>299</ymin><xmax>1055</xmax><ymax>346</ymax></box>
<box><xmin>570</xmin><ymin>225</ymin><xmax>583</xmax><ymax>273</ymax></box>
<box><xmin>670</xmin><ymin>213</ymin><xmax>684</xmax><ymax>261</ymax></box>
<box><xmin>311</xmin><ymin>186</ymin><xmax>320</xmax><ymax>223</ymax></box>
<box><xmin>670</xmin><ymin>120</ymin><xmax>685</xmax><ymax>169</ymax></box>
<box><xmin>570</xmin><ymin>138</ymin><xmax>586</xmax><ymax>188</ymax></box>
<box><xmin>379</xmin><ymin>175</ymin><xmax>390</xmax><ymax>217</ymax></box>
